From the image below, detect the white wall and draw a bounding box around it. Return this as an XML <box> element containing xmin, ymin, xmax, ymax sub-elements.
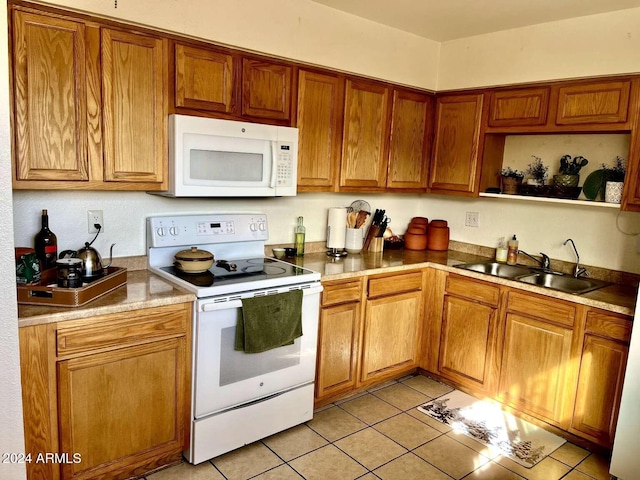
<box><xmin>42</xmin><ymin>0</ymin><xmax>440</xmax><ymax>90</ymax></box>
<box><xmin>0</xmin><ymin>0</ymin><xmax>26</xmax><ymax>477</ymax></box>
<box><xmin>438</xmin><ymin>7</ymin><xmax>640</xmax><ymax>90</ymax></box>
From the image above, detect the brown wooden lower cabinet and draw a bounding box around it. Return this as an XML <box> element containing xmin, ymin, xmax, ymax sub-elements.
<box><xmin>570</xmin><ymin>309</ymin><xmax>631</xmax><ymax>447</ymax></box>
<box><xmin>438</xmin><ymin>275</ymin><xmax>501</xmax><ymax>395</ymax></box>
<box><xmin>19</xmin><ymin>302</ymin><xmax>192</xmax><ymax>480</ymax></box>
<box><xmin>315</xmin><ymin>270</ymin><xmax>424</xmax><ymax>405</ymax></box>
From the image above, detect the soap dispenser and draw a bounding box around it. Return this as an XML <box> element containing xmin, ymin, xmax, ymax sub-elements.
<box><xmin>507</xmin><ymin>235</ymin><xmax>519</xmax><ymax>265</ymax></box>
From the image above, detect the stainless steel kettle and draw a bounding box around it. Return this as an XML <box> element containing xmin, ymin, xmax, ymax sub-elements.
<box><xmin>60</xmin><ymin>243</ymin><xmax>115</xmax><ymax>282</ymax></box>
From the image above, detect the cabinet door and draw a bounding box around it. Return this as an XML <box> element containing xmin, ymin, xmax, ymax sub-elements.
<box><xmin>429</xmin><ymin>93</ymin><xmax>483</xmax><ymax>194</ymax></box>
<box><xmin>102</xmin><ymin>28</ymin><xmax>167</xmax><ymax>186</ymax></box>
<box><xmin>242</xmin><ymin>58</ymin><xmax>292</xmax><ymax>121</ymax></box>
<box><xmin>12</xmin><ymin>10</ymin><xmax>88</xmax><ymax>182</ymax></box>
<box><xmin>387</xmin><ymin>89</ymin><xmax>432</xmax><ymax>189</ymax></box>
<box><xmin>316</xmin><ymin>302</ymin><xmax>361</xmax><ymax>400</ymax></box>
<box><xmin>296</xmin><ymin>70</ymin><xmax>344</xmax><ymax>191</ymax></box>
<box><xmin>498</xmin><ymin>312</ymin><xmax>574</xmax><ymax>425</ymax></box>
<box><xmin>439</xmin><ymin>295</ymin><xmax>497</xmax><ymax>394</ymax></box>
<box><xmin>174</xmin><ymin>43</ymin><xmax>235</xmax><ymax>113</ymax></box>
<box><xmin>571</xmin><ymin>334</ymin><xmax>628</xmax><ymax>447</ymax></box>
<box><xmin>556</xmin><ymin>80</ymin><xmax>631</xmax><ymax>125</ymax></box>
<box><xmin>340</xmin><ymin>79</ymin><xmax>390</xmax><ymax>189</ymax></box>
<box><xmin>57</xmin><ymin>337</ymin><xmax>188</xmax><ymax>480</ymax></box>
<box><xmin>361</xmin><ymin>291</ymin><xmax>422</xmax><ymax>383</ymax></box>
<box><xmin>488</xmin><ymin>87</ymin><xmax>549</xmax><ymax>127</ymax></box>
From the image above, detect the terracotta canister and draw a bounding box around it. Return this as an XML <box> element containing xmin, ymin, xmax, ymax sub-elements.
<box><xmin>404</xmin><ymin>232</ymin><xmax>427</xmax><ymax>250</ymax></box>
<box><xmin>427</xmin><ymin>220</ymin><xmax>450</xmax><ymax>251</ymax></box>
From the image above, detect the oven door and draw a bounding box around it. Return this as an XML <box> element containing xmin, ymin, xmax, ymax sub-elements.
<box><xmin>194</xmin><ymin>283</ymin><xmax>322</xmax><ymax>418</ymax></box>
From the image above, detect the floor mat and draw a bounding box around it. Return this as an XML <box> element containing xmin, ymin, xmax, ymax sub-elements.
<box><xmin>417</xmin><ymin>389</ymin><xmax>566</xmax><ymax>468</ymax></box>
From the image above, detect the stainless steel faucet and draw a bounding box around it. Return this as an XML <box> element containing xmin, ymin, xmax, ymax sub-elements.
<box><xmin>563</xmin><ymin>238</ymin><xmax>589</xmax><ymax>278</ymax></box>
<box><xmin>517</xmin><ymin>250</ymin><xmax>551</xmax><ymax>271</ymax></box>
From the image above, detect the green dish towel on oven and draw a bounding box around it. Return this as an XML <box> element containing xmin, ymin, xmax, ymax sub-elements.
<box><xmin>235</xmin><ymin>289</ymin><xmax>303</xmax><ymax>354</ymax></box>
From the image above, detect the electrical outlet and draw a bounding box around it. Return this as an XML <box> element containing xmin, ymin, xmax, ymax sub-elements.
<box><xmin>88</xmin><ymin>210</ymin><xmax>104</xmax><ymax>233</ymax></box>
<box><xmin>465</xmin><ymin>211</ymin><xmax>479</xmax><ymax>228</ymax></box>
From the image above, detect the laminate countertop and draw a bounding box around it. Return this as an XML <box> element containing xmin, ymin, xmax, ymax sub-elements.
<box><xmin>17</xmin><ymin>249</ymin><xmax>637</xmax><ymax>327</ymax></box>
<box><xmin>287</xmin><ymin>249</ymin><xmax>638</xmax><ymax>317</ymax></box>
<box><xmin>17</xmin><ymin>269</ymin><xmax>195</xmax><ymax>328</ymax></box>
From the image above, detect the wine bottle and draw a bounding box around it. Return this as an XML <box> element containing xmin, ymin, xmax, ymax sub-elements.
<box><xmin>34</xmin><ymin>209</ymin><xmax>58</xmax><ymax>270</ymax></box>
<box><xmin>294</xmin><ymin>216</ymin><xmax>305</xmax><ymax>257</ymax></box>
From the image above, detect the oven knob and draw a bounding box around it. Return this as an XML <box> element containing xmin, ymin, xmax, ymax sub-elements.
<box><xmin>258</xmin><ymin>222</ymin><xmax>266</xmax><ymax>232</ymax></box>
<box><xmin>260</xmin><ymin>382</ymin><xmax>264</xmax><ymax>387</ymax></box>
<box><xmin>249</xmin><ymin>223</ymin><xmax>257</xmax><ymax>232</ymax></box>
<box><xmin>169</xmin><ymin>226</ymin><xmax>179</xmax><ymax>236</ymax></box>
<box><xmin>156</xmin><ymin>227</ymin><xmax>166</xmax><ymax>236</ymax></box>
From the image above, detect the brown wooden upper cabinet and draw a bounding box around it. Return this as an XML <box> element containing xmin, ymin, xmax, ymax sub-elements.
<box><xmin>174</xmin><ymin>43</ymin><xmax>236</xmax><ymax>113</ymax></box>
<box><xmin>242</xmin><ymin>58</ymin><xmax>293</xmax><ymax>123</ymax></box>
<box><xmin>340</xmin><ymin>79</ymin><xmax>391</xmax><ymax>190</ymax></box>
<box><xmin>387</xmin><ymin>89</ymin><xmax>433</xmax><ymax>189</ymax></box>
<box><xmin>340</xmin><ymin>79</ymin><xmax>432</xmax><ymax>191</ymax></box>
<box><xmin>429</xmin><ymin>93</ymin><xmax>484</xmax><ymax>195</ymax></box>
<box><xmin>488</xmin><ymin>87</ymin><xmax>550</xmax><ymax>128</ymax></box>
<box><xmin>11</xmin><ymin>6</ymin><xmax>168</xmax><ymax>191</ymax></box>
<box><xmin>101</xmin><ymin>28</ymin><xmax>167</xmax><ymax>185</ymax></box>
<box><xmin>486</xmin><ymin>78</ymin><xmax>635</xmax><ymax>133</ymax></box>
<box><xmin>12</xmin><ymin>10</ymin><xmax>89</xmax><ymax>184</ymax></box>
<box><xmin>556</xmin><ymin>80</ymin><xmax>631</xmax><ymax>126</ymax></box>
<box><xmin>296</xmin><ymin>69</ymin><xmax>344</xmax><ymax>191</ymax></box>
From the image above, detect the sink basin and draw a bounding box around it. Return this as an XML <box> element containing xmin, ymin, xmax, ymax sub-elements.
<box><xmin>454</xmin><ymin>260</ymin><xmax>610</xmax><ymax>295</ymax></box>
<box><xmin>454</xmin><ymin>261</ymin><xmax>533</xmax><ymax>279</ymax></box>
<box><xmin>515</xmin><ymin>272</ymin><xmax>610</xmax><ymax>294</ymax></box>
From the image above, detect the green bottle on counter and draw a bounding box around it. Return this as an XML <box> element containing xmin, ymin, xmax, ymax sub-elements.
<box><xmin>294</xmin><ymin>216</ymin><xmax>305</xmax><ymax>256</ymax></box>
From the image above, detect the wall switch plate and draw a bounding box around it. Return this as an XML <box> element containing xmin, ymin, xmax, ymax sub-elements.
<box><xmin>88</xmin><ymin>210</ymin><xmax>104</xmax><ymax>233</ymax></box>
<box><xmin>465</xmin><ymin>211</ymin><xmax>479</xmax><ymax>227</ymax></box>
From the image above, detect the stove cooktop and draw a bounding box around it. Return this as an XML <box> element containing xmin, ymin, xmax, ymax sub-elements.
<box><xmin>158</xmin><ymin>257</ymin><xmax>316</xmax><ymax>290</ymax></box>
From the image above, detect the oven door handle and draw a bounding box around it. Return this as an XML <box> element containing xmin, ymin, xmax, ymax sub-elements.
<box><xmin>201</xmin><ymin>284</ymin><xmax>323</xmax><ymax>312</ymax></box>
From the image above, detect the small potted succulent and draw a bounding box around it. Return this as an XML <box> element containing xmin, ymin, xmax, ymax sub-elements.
<box><xmin>602</xmin><ymin>156</ymin><xmax>626</xmax><ymax>203</ymax></box>
<box><xmin>499</xmin><ymin>167</ymin><xmax>525</xmax><ymax>195</ymax></box>
<box><xmin>553</xmin><ymin>154</ymin><xmax>588</xmax><ymax>188</ymax></box>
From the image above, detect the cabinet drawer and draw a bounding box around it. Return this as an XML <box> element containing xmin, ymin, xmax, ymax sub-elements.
<box><xmin>586</xmin><ymin>310</ymin><xmax>632</xmax><ymax>342</ymax></box>
<box><xmin>322</xmin><ymin>278</ymin><xmax>362</xmax><ymax>306</ymax></box>
<box><xmin>57</xmin><ymin>303</ymin><xmax>190</xmax><ymax>356</ymax></box>
<box><xmin>368</xmin><ymin>271</ymin><xmax>422</xmax><ymax>298</ymax></box>
<box><xmin>507</xmin><ymin>291</ymin><xmax>576</xmax><ymax>327</ymax></box>
<box><xmin>446</xmin><ymin>274</ymin><xmax>500</xmax><ymax>306</ymax></box>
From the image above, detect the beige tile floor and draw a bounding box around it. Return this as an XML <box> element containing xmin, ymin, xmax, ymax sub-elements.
<box><xmin>146</xmin><ymin>375</ymin><xmax>613</xmax><ymax>480</ymax></box>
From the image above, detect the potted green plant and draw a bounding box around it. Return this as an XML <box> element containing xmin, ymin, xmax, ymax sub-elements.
<box><xmin>602</xmin><ymin>156</ymin><xmax>626</xmax><ymax>203</ymax></box>
<box><xmin>553</xmin><ymin>154</ymin><xmax>588</xmax><ymax>187</ymax></box>
<box><xmin>525</xmin><ymin>155</ymin><xmax>549</xmax><ymax>186</ymax></box>
<box><xmin>499</xmin><ymin>167</ymin><xmax>525</xmax><ymax>194</ymax></box>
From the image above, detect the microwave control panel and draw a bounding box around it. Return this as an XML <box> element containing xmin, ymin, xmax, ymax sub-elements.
<box><xmin>276</xmin><ymin>143</ymin><xmax>294</xmax><ymax>187</ymax></box>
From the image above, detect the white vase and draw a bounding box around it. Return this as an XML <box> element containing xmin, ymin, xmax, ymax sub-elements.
<box><xmin>604</xmin><ymin>181</ymin><xmax>624</xmax><ymax>204</ymax></box>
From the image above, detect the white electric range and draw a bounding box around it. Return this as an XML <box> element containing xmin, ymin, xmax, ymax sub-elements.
<box><xmin>147</xmin><ymin>213</ymin><xmax>322</xmax><ymax>464</ymax></box>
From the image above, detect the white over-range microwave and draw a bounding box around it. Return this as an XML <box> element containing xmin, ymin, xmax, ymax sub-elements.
<box><xmin>160</xmin><ymin>115</ymin><xmax>298</xmax><ymax>197</ymax></box>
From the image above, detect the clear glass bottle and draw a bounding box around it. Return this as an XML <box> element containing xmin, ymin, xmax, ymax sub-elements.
<box><xmin>294</xmin><ymin>216</ymin><xmax>305</xmax><ymax>256</ymax></box>
<box><xmin>34</xmin><ymin>209</ymin><xmax>58</xmax><ymax>270</ymax></box>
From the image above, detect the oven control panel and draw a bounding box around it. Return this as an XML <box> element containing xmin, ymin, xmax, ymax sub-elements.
<box><xmin>147</xmin><ymin>213</ymin><xmax>269</xmax><ymax>247</ymax></box>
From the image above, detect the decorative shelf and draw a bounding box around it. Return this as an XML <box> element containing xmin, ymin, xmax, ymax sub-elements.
<box><xmin>479</xmin><ymin>192</ymin><xmax>620</xmax><ymax>209</ymax></box>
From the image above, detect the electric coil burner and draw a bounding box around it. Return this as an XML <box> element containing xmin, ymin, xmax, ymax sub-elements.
<box><xmin>147</xmin><ymin>213</ymin><xmax>322</xmax><ymax>464</ymax></box>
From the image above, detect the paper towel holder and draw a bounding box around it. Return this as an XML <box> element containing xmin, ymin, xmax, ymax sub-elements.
<box><xmin>326</xmin><ymin>207</ymin><xmax>348</xmax><ymax>257</ymax></box>
<box><xmin>326</xmin><ymin>225</ymin><xmax>347</xmax><ymax>257</ymax></box>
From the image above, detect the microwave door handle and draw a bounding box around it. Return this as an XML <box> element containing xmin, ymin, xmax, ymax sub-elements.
<box><xmin>269</xmin><ymin>141</ymin><xmax>277</xmax><ymax>188</ymax></box>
